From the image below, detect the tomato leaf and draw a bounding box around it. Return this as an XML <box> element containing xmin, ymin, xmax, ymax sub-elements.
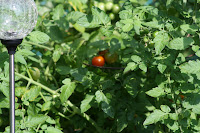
<box><xmin>146</xmin><ymin>87</ymin><xmax>165</xmax><ymax>98</ymax></box>
<box><xmin>60</xmin><ymin>79</ymin><xmax>76</xmax><ymax>103</ymax></box>
<box><xmin>168</xmin><ymin>37</ymin><xmax>194</xmax><ymax>50</ymax></box>
<box><xmin>80</xmin><ymin>94</ymin><xmax>94</xmax><ymax>113</ymax></box>
<box><xmin>143</xmin><ymin>109</ymin><xmax>168</xmax><ymax>125</ymax></box>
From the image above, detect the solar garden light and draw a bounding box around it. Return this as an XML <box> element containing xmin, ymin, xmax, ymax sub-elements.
<box><xmin>0</xmin><ymin>0</ymin><xmax>38</xmax><ymax>132</ymax></box>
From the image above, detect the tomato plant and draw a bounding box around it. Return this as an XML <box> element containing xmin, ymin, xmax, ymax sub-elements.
<box><xmin>0</xmin><ymin>0</ymin><xmax>200</xmax><ymax>133</ymax></box>
<box><xmin>92</xmin><ymin>56</ymin><xmax>105</xmax><ymax>66</ymax></box>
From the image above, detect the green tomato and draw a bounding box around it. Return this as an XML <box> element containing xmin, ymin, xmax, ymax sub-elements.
<box><xmin>143</xmin><ymin>36</ymin><xmax>149</xmax><ymax>43</ymax></box>
<box><xmin>29</xmin><ymin>67</ymin><xmax>40</xmax><ymax>81</ymax></box>
<box><xmin>153</xmin><ymin>31</ymin><xmax>159</xmax><ymax>38</ymax></box>
<box><xmin>104</xmin><ymin>52</ymin><xmax>118</xmax><ymax>64</ymax></box>
<box><xmin>98</xmin><ymin>2</ymin><xmax>105</xmax><ymax>11</ymax></box>
<box><xmin>105</xmin><ymin>2</ymin><xmax>113</xmax><ymax>11</ymax></box>
<box><xmin>109</xmin><ymin>13</ymin><xmax>115</xmax><ymax>20</ymax></box>
<box><xmin>148</xmin><ymin>41</ymin><xmax>155</xmax><ymax>48</ymax></box>
<box><xmin>112</xmin><ymin>4</ymin><xmax>120</xmax><ymax>14</ymax></box>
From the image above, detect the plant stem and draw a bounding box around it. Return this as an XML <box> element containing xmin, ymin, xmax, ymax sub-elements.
<box><xmin>16</xmin><ymin>72</ymin><xmax>103</xmax><ymax>133</ymax></box>
<box><xmin>15</xmin><ymin>72</ymin><xmax>56</xmax><ymax>95</ymax></box>
<box><xmin>23</xmin><ymin>41</ymin><xmax>54</xmax><ymax>51</ymax></box>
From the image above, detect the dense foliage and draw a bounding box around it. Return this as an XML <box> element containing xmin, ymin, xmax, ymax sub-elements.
<box><xmin>1</xmin><ymin>0</ymin><xmax>200</xmax><ymax>132</ymax></box>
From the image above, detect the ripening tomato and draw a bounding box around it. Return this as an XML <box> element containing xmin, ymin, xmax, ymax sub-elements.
<box><xmin>92</xmin><ymin>56</ymin><xmax>105</xmax><ymax>66</ymax></box>
<box><xmin>29</xmin><ymin>67</ymin><xmax>40</xmax><ymax>81</ymax></box>
<box><xmin>104</xmin><ymin>52</ymin><xmax>118</xmax><ymax>64</ymax></box>
<box><xmin>179</xmin><ymin>95</ymin><xmax>185</xmax><ymax>100</ymax></box>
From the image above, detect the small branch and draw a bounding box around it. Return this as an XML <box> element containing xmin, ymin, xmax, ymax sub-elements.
<box><xmin>16</xmin><ymin>72</ymin><xmax>103</xmax><ymax>133</ymax></box>
<box><xmin>83</xmin><ymin>63</ymin><xmax>125</xmax><ymax>70</ymax></box>
<box><xmin>23</xmin><ymin>41</ymin><xmax>54</xmax><ymax>51</ymax></box>
<box><xmin>15</xmin><ymin>72</ymin><xmax>56</xmax><ymax>95</ymax></box>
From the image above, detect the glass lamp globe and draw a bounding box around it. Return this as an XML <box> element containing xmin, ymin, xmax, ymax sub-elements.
<box><xmin>0</xmin><ymin>0</ymin><xmax>38</xmax><ymax>40</ymax></box>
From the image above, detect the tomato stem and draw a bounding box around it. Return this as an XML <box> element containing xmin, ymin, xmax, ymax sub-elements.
<box><xmin>15</xmin><ymin>72</ymin><xmax>103</xmax><ymax>133</ymax></box>
<box><xmin>23</xmin><ymin>41</ymin><xmax>54</xmax><ymax>51</ymax></box>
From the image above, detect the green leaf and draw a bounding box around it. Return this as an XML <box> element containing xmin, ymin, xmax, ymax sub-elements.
<box><xmin>196</xmin><ymin>50</ymin><xmax>200</xmax><ymax>57</ymax></box>
<box><xmin>122</xmin><ymin>23</ymin><xmax>133</xmax><ymax>32</ymax></box>
<box><xmin>166</xmin><ymin>0</ymin><xmax>174</xmax><ymax>8</ymax></box>
<box><xmin>52</xmin><ymin>4</ymin><xmax>65</xmax><ymax>20</ymax></box>
<box><xmin>160</xmin><ymin>105</ymin><xmax>171</xmax><ymax>113</ymax></box>
<box><xmin>180</xmin><ymin>24</ymin><xmax>198</xmax><ymax>34</ymax></box>
<box><xmin>180</xmin><ymin>60</ymin><xmax>200</xmax><ymax>74</ymax></box>
<box><xmin>124</xmin><ymin>76</ymin><xmax>138</xmax><ymax>98</ymax></box>
<box><xmin>117</xmin><ymin>113</ymin><xmax>128</xmax><ymax>132</ymax></box>
<box><xmin>157</xmin><ymin>63</ymin><xmax>167</xmax><ymax>73</ymax></box>
<box><xmin>18</xmin><ymin>49</ymin><xmax>35</xmax><ymax>57</ymax></box>
<box><xmin>22</xmin><ymin>86</ymin><xmax>41</xmax><ymax>102</ymax></box>
<box><xmin>169</xmin><ymin>113</ymin><xmax>178</xmax><ymax>120</ymax></box>
<box><xmin>101</xmin><ymin>102</ymin><xmax>115</xmax><ymax>118</ymax></box>
<box><xmin>133</xmin><ymin>20</ymin><xmax>141</xmax><ymax>35</ymax></box>
<box><xmin>15</xmin><ymin>52</ymin><xmax>27</xmax><ymax>65</ymax></box>
<box><xmin>60</xmin><ymin>79</ymin><xmax>76</xmax><ymax>103</ymax></box>
<box><xmin>139</xmin><ymin>63</ymin><xmax>147</xmax><ymax>72</ymax></box>
<box><xmin>77</xmin><ymin>15</ymin><xmax>101</xmax><ymax>28</ymax></box>
<box><xmin>142</xmin><ymin>20</ymin><xmax>162</xmax><ymax>29</ymax></box>
<box><xmin>182</xmin><ymin>94</ymin><xmax>200</xmax><ymax>114</ymax></box>
<box><xmin>41</xmin><ymin>101</ymin><xmax>52</xmax><ymax>111</ymax></box>
<box><xmin>124</xmin><ymin>62</ymin><xmax>137</xmax><ymax>74</ymax></box>
<box><xmin>131</xmin><ymin>55</ymin><xmax>141</xmax><ymax>63</ymax></box>
<box><xmin>168</xmin><ymin>37</ymin><xmax>194</xmax><ymax>50</ymax></box>
<box><xmin>46</xmin><ymin>127</ymin><xmax>63</xmax><ymax>133</ymax></box>
<box><xmin>0</xmin><ymin>52</ymin><xmax>9</xmax><ymax>67</ymax></box>
<box><xmin>143</xmin><ymin>109</ymin><xmax>167</xmax><ymax>125</ymax></box>
<box><xmin>67</xmin><ymin>11</ymin><xmax>85</xmax><ymax>24</ymax></box>
<box><xmin>28</xmin><ymin>31</ymin><xmax>50</xmax><ymax>44</ymax></box>
<box><xmin>153</xmin><ymin>32</ymin><xmax>169</xmax><ymax>54</ymax></box>
<box><xmin>26</xmin><ymin>115</ymin><xmax>48</xmax><ymax>127</ymax></box>
<box><xmin>53</xmin><ymin>50</ymin><xmax>62</xmax><ymax>63</ymax></box>
<box><xmin>91</xmin><ymin>7</ymin><xmax>110</xmax><ymax>26</ymax></box>
<box><xmin>146</xmin><ymin>87</ymin><xmax>165</xmax><ymax>98</ymax></box>
<box><xmin>110</xmin><ymin>38</ymin><xmax>121</xmax><ymax>53</ymax></box>
<box><xmin>15</xmin><ymin>86</ymin><xmax>27</xmax><ymax>98</ymax></box>
<box><xmin>80</xmin><ymin>94</ymin><xmax>94</xmax><ymax>113</ymax></box>
<box><xmin>56</xmin><ymin>66</ymin><xmax>71</xmax><ymax>75</ymax></box>
<box><xmin>95</xmin><ymin>90</ymin><xmax>108</xmax><ymax>104</ymax></box>
<box><xmin>165</xmin><ymin>120</ymin><xmax>179</xmax><ymax>131</ymax></box>
<box><xmin>0</xmin><ymin>98</ymin><xmax>9</xmax><ymax>108</ymax></box>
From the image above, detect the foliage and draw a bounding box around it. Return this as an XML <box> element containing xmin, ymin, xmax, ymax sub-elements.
<box><xmin>1</xmin><ymin>0</ymin><xmax>200</xmax><ymax>132</ymax></box>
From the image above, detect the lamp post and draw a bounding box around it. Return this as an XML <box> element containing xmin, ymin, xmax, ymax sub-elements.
<box><xmin>0</xmin><ymin>0</ymin><xmax>38</xmax><ymax>133</ymax></box>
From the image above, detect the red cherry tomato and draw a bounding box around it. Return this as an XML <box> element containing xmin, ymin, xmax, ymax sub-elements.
<box><xmin>92</xmin><ymin>56</ymin><xmax>105</xmax><ymax>66</ymax></box>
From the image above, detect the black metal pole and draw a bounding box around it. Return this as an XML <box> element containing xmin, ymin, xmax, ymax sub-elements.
<box><xmin>9</xmin><ymin>53</ymin><xmax>15</xmax><ymax>133</ymax></box>
<box><xmin>0</xmin><ymin>39</ymin><xmax>23</xmax><ymax>133</ymax></box>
